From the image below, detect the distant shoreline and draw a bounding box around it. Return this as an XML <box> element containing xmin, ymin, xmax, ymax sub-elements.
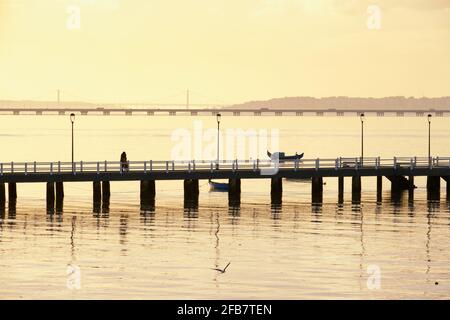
<box><xmin>1</xmin><ymin>96</ymin><xmax>450</xmax><ymax>110</ymax></box>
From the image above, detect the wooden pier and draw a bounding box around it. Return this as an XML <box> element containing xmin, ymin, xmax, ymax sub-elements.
<box><xmin>0</xmin><ymin>157</ymin><xmax>449</xmax><ymax>210</ymax></box>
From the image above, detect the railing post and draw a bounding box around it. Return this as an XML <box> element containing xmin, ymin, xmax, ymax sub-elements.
<box><xmin>172</xmin><ymin>161</ymin><xmax>175</xmax><ymax>171</ymax></box>
<box><xmin>11</xmin><ymin>162</ymin><xmax>14</xmax><ymax>174</ymax></box>
<box><xmin>0</xmin><ymin>163</ymin><xmax>3</xmax><ymax>176</ymax></box>
<box><xmin>355</xmin><ymin>158</ymin><xmax>358</xmax><ymax>170</ymax></box>
<box><xmin>315</xmin><ymin>158</ymin><xmax>319</xmax><ymax>171</ymax></box>
<box><xmin>166</xmin><ymin>161</ymin><xmax>169</xmax><ymax>173</ymax></box>
<box><xmin>34</xmin><ymin>161</ymin><xmax>36</xmax><ymax>173</ymax></box>
<box><xmin>25</xmin><ymin>163</ymin><xmax>28</xmax><ymax>175</ymax></box>
<box><xmin>257</xmin><ymin>159</ymin><xmax>260</xmax><ymax>170</ymax></box>
<box><xmin>97</xmin><ymin>162</ymin><xmax>100</xmax><ymax>175</ymax></box>
<box><xmin>335</xmin><ymin>158</ymin><xmax>338</xmax><ymax>170</ymax></box>
<box><xmin>210</xmin><ymin>161</ymin><xmax>213</xmax><ymax>172</ymax></box>
<box><xmin>144</xmin><ymin>161</ymin><xmax>147</xmax><ymax>173</ymax></box>
<box><xmin>150</xmin><ymin>160</ymin><xmax>153</xmax><ymax>172</ymax></box>
<box><xmin>127</xmin><ymin>160</ymin><xmax>130</xmax><ymax>171</ymax></box>
<box><xmin>410</xmin><ymin>158</ymin><xmax>414</xmax><ymax>170</ymax></box>
<box><xmin>73</xmin><ymin>162</ymin><xmax>76</xmax><ymax>175</ymax></box>
<box><xmin>105</xmin><ymin>160</ymin><xmax>107</xmax><ymax>172</ymax></box>
<box><xmin>192</xmin><ymin>160</ymin><xmax>195</xmax><ymax>171</ymax></box>
<box><xmin>80</xmin><ymin>161</ymin><xmax>83</xmax><ymax>172</ymax></box>
<box><xmin>394</xmin><ymin>157</ymin><xmax>397</xmax><ymax>170</ymax></box>
<box><xmin>236</xmin><ymin>159</ymin><xmax>238</xmax><ymax>170</ymax></box>
<box><xmin>50</xmin><ymin>162</ymin><xmax>53</xmax><ymax>175</ymax></box>
<box><xmin>188</xmin><ymin>162</ymin><xmax>191</xmax><ymax>173</ymax></box>
<box><xmin>58</xmin><ymin>161</ymin><xmax>61</xmax><ymax>173</ymax></box>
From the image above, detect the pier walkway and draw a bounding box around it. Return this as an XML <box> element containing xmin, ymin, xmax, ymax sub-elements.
<box><xmin>0</xmin><ymin>157</ymin><xmax>449</xmax><ymax>209</ymax></box>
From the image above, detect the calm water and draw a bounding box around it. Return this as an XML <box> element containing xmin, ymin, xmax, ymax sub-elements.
<box><xmin>0</xmin><ymin>115</ymin><xmax>449</xmax><ymax>299</ymax></box>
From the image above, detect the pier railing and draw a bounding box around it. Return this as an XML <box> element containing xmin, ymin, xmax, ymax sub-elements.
<box><xmin>0</xmin><ymin>157</ymin><xmax>449</xmax><ymax>175</ymax></box>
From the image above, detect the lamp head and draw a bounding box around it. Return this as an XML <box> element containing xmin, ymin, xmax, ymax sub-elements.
<box><xmin>360</xmin><ymin>113</ymin><xmax>365</xmax><ymax>122</ymax></box>
<box><xmin>70</xmin><ymin>113</ymin><xmax>75</xmax><ymax>123</ymax></box>
<box><xmin>217</xmin><ymin>113</ymin><xmax>221</xmax><ymax>123</ymax></box>
<box><xmin>428</xmin><ymin>114</ymin><xmax>432</xmax><ymax>122</ymax></box>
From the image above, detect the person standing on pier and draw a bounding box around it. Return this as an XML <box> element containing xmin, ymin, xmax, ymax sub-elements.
<box><xmin>120</xmin><ymin>152</ymin><xmax>129</xmax><ymax>172</ymax></box>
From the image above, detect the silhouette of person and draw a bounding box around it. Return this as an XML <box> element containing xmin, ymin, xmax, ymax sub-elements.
<box><xmin>120</xmin><ymin>152</ymin><xmax>129</xmax><ymax>172</ymax></box>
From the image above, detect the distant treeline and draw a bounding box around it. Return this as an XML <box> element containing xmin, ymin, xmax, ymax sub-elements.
<box><xmin>231</xmin><ymin>96</ymin><xmax>450</xmax><ymax>109</ymax></box>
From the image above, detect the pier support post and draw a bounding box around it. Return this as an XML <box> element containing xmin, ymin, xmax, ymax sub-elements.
<box><xmin>311</xmin><ymin>177</ymin><xmax>323</xmax><ymax>204</ymax></box>
<box><xmin>102</xmin><ymin>181</ymin><xmax>110</xmax><ymax>203</ymax></box>
<box><xmin>93</xmin><ymin>181</ymin><xmax>102</xmax><ymax>204</ymax></box>
<box><xmin>352</xmin><ymin>176</ymin><xmax>361</xmax><ymax>203</ymax></box>
<box><xmin>140</xmin><ymin>180</ymin><xmax>156</xmax><ymax>209</ymax></box>
<box><xmin>338</xmin><ymin>177</ymin><xmax>344</xmax><ymax>203</ymax></box>
<box><xmin>441</xmin><ymin>177</ymin><xmax>450</xmax><ymax>201</ymax></box>
<box><xmin>408</xmin><ymin>176</ymin><xmax>414</xmax><ymax>202</ymax></box>
<box><xmin>55</xmin><ymin>182</ymin><xmax>64</xmax><ymax>202</ymax></box>
<box><xmin>0</xmin><ymin>183</ymin><xmax>5</xmax><ymax>207</ymax></box>
<box><xmin>387</xmin><ymin>175</ymin><xmax>414</xmax><ymax>193</ymax></box>
<box><xmin>184</xmin><ymin>179</ymin><xmax>199</xmax><ymax>206</ymax></box>
<box><xmin>46</xmin><ymin>182</ymin><xmax>55</xmax><ymax>210</ymax></box>
<box><xmin>427</xmin><ymin>176</ymin><xmax>440</xmax><ymax>201</ymax></box>
<box><xmin>271</xmin><ymin>177</ymin><xmax>283</xmax><ymax>204</ymax></box>
<box><xmin>376</xmin><ymin>176</ymin><xmax>382</xmax><ymax>202</ymax></box>
<box><xmin>8</xmin><ymin>183</ymin><xmax>17</xmax><ymax>202</ymax></box>
<box><xmin>55</xmin><ymin>182</ymin><xmax>64</xmax><ymax>212</ymax></box>
<box><xmin>228</xmin><ymin>179</ymin><xmax>241</xmax><ymax>206</ymax></box>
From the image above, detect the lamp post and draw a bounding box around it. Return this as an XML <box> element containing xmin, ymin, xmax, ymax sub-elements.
<box><xmin>428</xmin><ymin>114</ymin><xmax>432</xmax><ymax>166</ymax></box>
<box><xmin>70</xmin><ymin>113</ymin><xmax>75</xmax><ymax>171</ymax></box>
<box><xmin>216</xmin><ymin>113</ymin><xmax>221</xmax><ymax>170</ymax></box>
<box><xmin>360</xmin><ymin>113</ymin><xmax>365</xmax><ymax>165</ymax></box>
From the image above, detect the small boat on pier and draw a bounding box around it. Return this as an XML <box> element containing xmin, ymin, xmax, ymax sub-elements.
<box><xmin>267</xmin><ymin>150</ymin><xmax>304</xmax><ymax>161</ymax></box>
<box><xmin>209</xmin><ymin>180</ymin><xmax>229</xmax><ymax>192</ymax></box>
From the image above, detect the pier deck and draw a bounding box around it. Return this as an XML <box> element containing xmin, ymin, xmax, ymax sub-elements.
<box><xmin>0</xmin><ymin>157</ymin><xmax>449</xmax><ymax>207</ymax></box>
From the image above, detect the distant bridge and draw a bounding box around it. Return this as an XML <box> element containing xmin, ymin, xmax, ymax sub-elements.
<box><xmin>0</xmin><ymin>107</ymin><xmax>449</xmax><ymax>117</ymax></box>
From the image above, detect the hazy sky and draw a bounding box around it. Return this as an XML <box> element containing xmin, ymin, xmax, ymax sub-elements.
<box><xmin>0</xmin><ymin>0</ymin><xmax>449</xmax><ymax>104</ymax></box>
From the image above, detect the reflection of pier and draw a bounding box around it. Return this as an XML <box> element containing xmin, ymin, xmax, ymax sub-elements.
<box><xmin>0</xmin><ymin>107</ymin><xmax>449</xmax><ymax>117</ymax></box>
<box><xmin>0</xmin><ymin>157</ymin><xmax>449</xmax><ymax>210</ymax></box>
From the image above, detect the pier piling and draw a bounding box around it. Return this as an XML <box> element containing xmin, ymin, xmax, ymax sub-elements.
<box><xmin>56</xmin><ymin>182</ymin><xmax>64</xmax><ymax>202</ymax></box>
<box><xmin>0</xmin><ymin>183</ymin><xmax>5</xmax><ymax>206</ymax></box>
<box><xmin>352</xmin><ymin>176</ymin><xmax>361</xmax><ymax>203</ymax></box>
<box><xmin>140</xmin><ymin>180</ymin><xmax>156</xmax><ymax>209</ymax></box>
<box><xmin>8</xmin><ymin>183</ymin><xmax>17</xmax><ymax>202</ymax></box>
<box><xmin>228</xmin><ymin>179</ymin><xmax>241</xmax><ymax>206</ymax></box>
<box><xmin>443</xmin><ymin>176</ymin><xmax>450</xmax><ymax>201</ymax></box>
<box><xmin>311</xmin><ymin>177</ymin><xmax>323</xmax><ymax>203</ymax></box>
<box><xmin>93</xmin><ymin>181</ymin><xmax>102</xmax><ymax>204</ymax></box>
<box><xmin>338</xmin><ymin>177</ymin><xmax>344</xmax><ymax>203</ymax></box>
<box><xmin>408</xmin><ymin>176</ymin><xmax>415</xmax><ymax>202</ymax></box>
<box><xmin>102</xmin><ymin>181</ymin><xmax>111</xmax><ymax>202</ymax></box>
<box><xmin>271</xmin><ymin>177</ymin><xmax>283</xmax><ymax>204</ymax></box>
<box><xmin>56</xmin><ymin>182</ymin><xmax>64</xmax><ymax>213</ymax></box>
<box><xmin>427</xmin><ymin>176</ymin><xmax>441</xmax><ymax>200</ymax></box>
<box><xmin>376</xmin><ymin>176</ymin><xmax>382</xmax><ymax>202</ymax></box>
<box><xmin>184</xmin><ymin>179</ymin><xmax>199</xmax><ymax>202</ymax></box>
<box><xmin>46</xmin><ymin>182</ymin><xmax>55</xmax><ymax>209</ymax></box>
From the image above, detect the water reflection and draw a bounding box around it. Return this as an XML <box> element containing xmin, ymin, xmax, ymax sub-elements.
<box><xmin>1</xmin><ymin>197</ymin><xmax>450</xmax><ymax>299</ymax></box>
<box><xmin>184</xmin><ymin>202</ymin><xmax>199</xmax><ymax>219</ymax></box>
<box><xmin>271</xmin><ymin>203</ymin><xmax>282</xmax><ymax>219</ymax></box>
<box><xmin>228</xmin><ymin>205</ymin><xmax>240</xmax><ymax>225</ymax></box>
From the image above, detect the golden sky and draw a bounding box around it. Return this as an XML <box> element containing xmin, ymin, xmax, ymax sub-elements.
<box><xmin>0</xmin><ymin>0</ymin><xmax>449</xmax><ymax>104</ymax></box>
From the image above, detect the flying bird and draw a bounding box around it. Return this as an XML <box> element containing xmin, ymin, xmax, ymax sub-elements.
<box><xmin>212</xmin><ymin>262</ymin><xmax>231</xmax><ymax>273</ymax></box>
